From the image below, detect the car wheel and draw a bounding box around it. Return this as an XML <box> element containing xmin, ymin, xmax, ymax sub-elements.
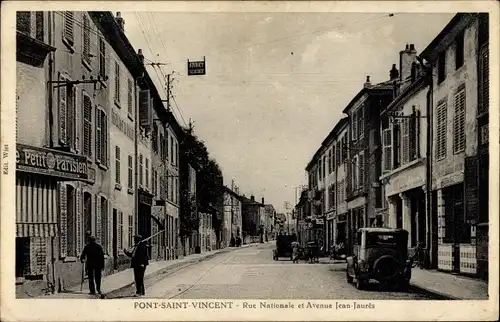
<box><xmin>346</xmin><ymin>270</ymin><xmax>353</xmax><ymax>283</ymax></box>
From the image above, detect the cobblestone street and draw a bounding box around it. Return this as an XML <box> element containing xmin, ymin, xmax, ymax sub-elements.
<box><xmin>111</xmin><ymin>243</ymin><xmax>443</xmax><ymax>300</ymax></box>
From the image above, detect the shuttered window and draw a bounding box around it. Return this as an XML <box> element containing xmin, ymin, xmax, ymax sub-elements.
<box><xmin>351</xmin><ymin>156</ymin><xmax>358</xmax><ymax>192</ymax></box>
<box><xmin>114</xmin><ymin>61</ymin><xmax>120</xmax><ymax>104</ymax></box>
<box><xmin>382</xmin><ymin>128</ymin><xmax>392</xmax><ymax>172</ymax></box>
<box><xmin>153</xmin><ymin>170</ymin><xmax>157</xmax><ymax>197</ymax></box>
<box><xmin>351</xmin><ymin>111</ymin><xmax>358</xmax><ymax>141</ymax></box>
<box><xmin>99</xmin><ymin>38</ymin><xmax>106</xmax><ymax>77</ymax></box>
<box><xmin>83</xmin><ymin>93</ymin><xmax>92</xmax><ymax>158</ymax></box>
<box><xmin>35</xmin><ymin>12</ymin><xmax>44</xmax><ymax>42</ymax></box>
<box><xmin>479</xmin><ymin>44</ymin><xmax>489</xmax><ymax>114</ymax></box>
<box><xmin>139</xmin><ymin>154</ymin><xmax>143</xmax><ymax>186</ymax></box>
<box><xmin>409</xmin><ymin>109</ymin><xmax>419</xmax><ymax>161</ymax></box>
<box><xmin>128</xmin><ymin>215</ymin><xmax>134</xmax><ymax>247</ymax></box>
<box><xmin>128</xmin><ymin>155</ymin><xmax>133</xmax><ymax>190</ymax></box>
<box><xmin>358</xmin><ymin>106</ymin><xmax>365</xmax><ymax>138</ymax></box>
<box><xmin>58</xmin><ymin>75</ymin><xmax>76</xmax><ymax>149</ymax></box>
<box><xmin>436</xmin><ymin>101</ymin><xmax>447</xmax><ymax>160</ymax></box>
<box><xmin>152</xmin><ymin>123</ymin><xmax>158</xmax><ymax>153</ymax></box>
<box><xmin>63</xmin><ymin>11</ymin><xmax>74</xmax><ymax>46</ymax></box>
<box><xmin>401</xmin><ymin>118</ymin><xmax>410</xmax><ymax>164</ymax></box>
<box><xmin>145</xmin><ymin>158</ymin><xmax>149</xmax><ymax>190</ymax></box>
<box><xmin>166</xmin><ymin>132</ymin><xmax>169</xmax><ymax>162</ymax></box>
<box><xmin>16</xmin><ymin>12</ymin><xmax>31</xmax><ymax>34</ymax></box>
<box><xmin>128</xmin><ymin>79</ymin><xmax>133</xmax><ymax>116</ymax></box>
<box><xmin>95</xmin><ymin>107</ymin><xmax>108</xmax><ymax>166</ymax></box>
<box><xmin>118</xmin><ymin>211</ymin><xmax>123</xmax><ymax>250</ymax></box>
<box><xmin>335</xmin><ymin>141</ymin><xmax>340</xmax><ymax>167</ymax></box>
<box><xmin>82</xmin><ymin>14</ymin><xmax>91</xmax><ymax>66</ymax></box>
<box><xmin>100</xmin><ymin>197</ymin><xmax>109</xmax><ymax>254</ymax></box>
<box><xmin>115</xmin><ymin>146</ymin><xmax>121</xmax><ymax>185</ymax></box>
<box><xmin>170</xmin><ymin>136</ymin><xmax>174</xmax><ymax>165</ymax></box>
<box><xmin>358</xmin><ymin>152</ymin><xmax>364</xmax><ymax>189</ymax></box>
<box><xmin>453</xmin><ymin>88</ymin><xmax>466</xmax><ymax>153</ymax></box>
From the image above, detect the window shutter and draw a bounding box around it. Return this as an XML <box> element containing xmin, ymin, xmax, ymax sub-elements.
<box><xmin>95</xmin><ymin>108</ymin><xmax>101</xmax><ymax>163</ymax></box>
<box><xmin>453</xmin><ymin>89</ymin><xmax>466</xmax><ymax>153</ymax></box>
<box><xmin>139</xmin><ymin>90</ymin><xmax>151</xmax><ymax>129</ymax></box>
<box><xmin>352</xmin><ymin>111</ymin><xmax>357</xmax><ymax>141</ymax></box>
<box><xmin>58</xmin><ymin>183</ymin><xmax>68</xmax><ymax>258</ymax></box>
<box><xmin>382</xmin><ymin>128</ymin><xmax>392</xmax><ymax>171</ymax></box>
<box><xmin>118</xmin><ymin>211</ymin><xmax>123</xmax><ymax>250</ymax></box>
<box><xmin>83</xmin><ymin>94</ymin><xmax>92</xmax><ymax>157</ymax></box>
<box><xmin>74</xmin><ymin>89</ymin><xmax>81</xmax><ymax>153</ymax></box>
<box><xmin>402</xmin><ymin>118</ymin><xmax>409</xmax><ymax>164</ymax></box>
<box><xmin>358</xmin><ymin>153</ymin><xmax>364</xmax><ymax>189</ymax></box>
<box><xmin>358</xmin><ymin>107</ymin><xmax>364</xmax><ymax>138</ymax></box>
<box><xmin>479</xmin><ymin>45</ymin><xmax>489</xmax><ymax>113</ymax></box>
<box><xmin>96</xmin><ymin>195</ymin><xmax>102</xmax><ymax>244</ymax></box>
<box><xmin>59</xmin><ymin>76</ymin><xmax>68</xmax><ymax>145</ymax></box>
<box><xmin>128</xmin><ymin>79</ymin><xmax>133</xmax><ymax>115</ymax></box>
<box><xmin>63</xmin><ymin>11</ymin><xmax>74</xmax><ymax>45</ymax></box>
<box><xmin>107</xmin><ymin>200</ymin><xmax>112</xmax><ymax>254</ymax></box>
<box><xmin>436</xmin><ymin>102</ymin><xmax>447</xmax><ymax>160</ymax></box>
<box><xmin>103</xmin><ymin>112</ymin><xmax>109</xmax><ymax>166</ymax></box>
<box><xmin>82</xmin><ymin>14</ymin><xmax>91</xmax><ymax>64</ymax></box>
<box><xmin>464</xmin><ymin>156</ymin><xmax>479</xmax><ymax>223</ymax></box>
<box><xmin>76</xmin><ymin>188</ymin><xmax>83</xmax><ymax>255</ymax></box>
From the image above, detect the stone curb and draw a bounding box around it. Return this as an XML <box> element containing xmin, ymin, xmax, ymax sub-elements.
<box><xmin>408</xmin><ymin>282</ymin><xmax>461</xmax><ymax>300</ymax></box>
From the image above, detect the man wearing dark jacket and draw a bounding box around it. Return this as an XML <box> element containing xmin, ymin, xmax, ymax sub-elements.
<box><xmin>124</xmin><ymin>235</ymin><xmax>149</xmax><ymax>296</ymax></box>
<box><xmin>80</xmin><ymin>235</ymin><xmax>105</xmax><ymax>295</ymax></box>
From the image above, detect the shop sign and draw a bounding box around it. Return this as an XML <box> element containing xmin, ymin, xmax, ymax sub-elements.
<box><xmin>316</xmin><ymin>218</ymin><xmax>324</xmax><ymax>225</ymax></box>
<box><xmin>16</xmin><ymin>144</ymin><xmax>88</xmax><ymax>181</ymax></box>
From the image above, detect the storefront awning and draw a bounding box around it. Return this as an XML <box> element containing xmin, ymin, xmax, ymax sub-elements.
<box><xmin>16</xmin><ymin>223</ymin><xmax>59</xmax><ymax>238</ymax></box>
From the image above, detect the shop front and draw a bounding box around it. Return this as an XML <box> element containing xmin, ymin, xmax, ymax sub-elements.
<box><xmin>15</xmin><ymin>144</ymin><xmax>90</xmax><ymax>291</ymax></box>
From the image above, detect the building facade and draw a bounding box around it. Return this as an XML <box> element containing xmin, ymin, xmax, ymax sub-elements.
<box><xmin>343</xmin><ymin>76</ymin><xmax>394</xmax><ymax>253</ymax></box>
<box><xmin>263</xmin><ymin>203</ymin><xmax>276</xmax><ymax>242</ymax></box>
<box><xmin>420</xmin><ymin>13</ymin><xmax>489</xmax><ymax>277</ymax></box>
<box><xmin>241</xmin><ymin>195</ymin><xmax>264</xmax><ymax>241</ymax></box>
<box><xmin>379</xmin><ymin>45</ymin><xmax>430</xmax><ymax>253</ymax></box>
<box><xmin>222</xmin><ymin>185</ymin><xmax>243</xmax><ymax>242</ymax></box>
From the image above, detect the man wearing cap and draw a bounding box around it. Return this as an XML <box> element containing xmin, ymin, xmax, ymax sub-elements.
<box><xmin>124</xmin><ymin>234</ymin><xmax>149</xmax><ymax>296</ymax></box>
<box><xmin>80</xmin><ymin>235</ymin><xmax>105</xmax><ymax>295</ymax></box>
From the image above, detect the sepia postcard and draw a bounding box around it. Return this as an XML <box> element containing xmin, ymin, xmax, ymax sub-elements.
<box><xmin>1</xmin><ymin>1</ymin><xmax>499</xmax><ymax>321</ymax></box>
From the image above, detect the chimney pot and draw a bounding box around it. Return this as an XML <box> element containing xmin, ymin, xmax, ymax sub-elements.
<box><xmin>409</xmin><ymin>44</ymin><xmax>415</xmax><ymax>51</ymax></box>
<box><xmin>262</xmin><ymin>197</ymin><xmax>265</xmax><ymax>204</ymax></box>
<box><xmin>366</xmin><ymin>75</ymin><xmax>370</xmax><ymax>83</ymax></box>
<box><xmin>406</xmin><ymin>43</ymin><xmax>410</xmax><ymax>50</ymax></box>
<box><xmin>138</xmin><ymin>49</ymin><xmax>144</xmax><ymax>65</ymax></box>
<box><xmin>115</xmin><ymin>12</ymin><xmax>125</xmax><ymax>31</ymax></box>
<box><xmin>390</xmin><ymin>64</ymin><xmax>399</xmax><ymax>80</ymax></box>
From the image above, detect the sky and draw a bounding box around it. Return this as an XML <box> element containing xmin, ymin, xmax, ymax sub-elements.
<box><xmin>120</xmin><ymin>11</ymin><xmax>455</xmax><ymax>213</ymax></box>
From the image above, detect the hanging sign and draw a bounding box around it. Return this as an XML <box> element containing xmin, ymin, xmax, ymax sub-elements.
<box><xmin>187</xmin><ymin>57</ymin><xmax>206</xmax><ymax>75</ymax></box>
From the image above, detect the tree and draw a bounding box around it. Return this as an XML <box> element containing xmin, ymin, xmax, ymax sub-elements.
<box><xmin>179</xmin><ymin>128</ymin><xmax>224</xmax><ymax>247</ymax></box>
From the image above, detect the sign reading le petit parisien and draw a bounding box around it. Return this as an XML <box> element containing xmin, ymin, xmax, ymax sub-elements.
<box><xmin>16</xmin><ymin>144</ymin><xmax>88</xmax><ymax>181</ymax></box>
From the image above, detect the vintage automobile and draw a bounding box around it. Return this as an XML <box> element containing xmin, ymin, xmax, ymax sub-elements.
<box><xmin>346</xmin><ymin>227</ymin><xmax>412</xmax><ymax>290</ymax></box>
<box><xmin>273</xmin><ymin>233</ymin><xmax>297</xmax><ymax>261</ymax></box>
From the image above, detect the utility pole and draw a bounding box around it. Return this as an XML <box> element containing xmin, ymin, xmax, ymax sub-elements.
<box><xmin>166</xmin><ymin>73</ymin><xmax>171</xmax><ymax>112</ymax></box>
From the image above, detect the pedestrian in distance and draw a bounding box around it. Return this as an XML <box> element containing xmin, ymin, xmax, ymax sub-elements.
<box><xmin>80</xmin><ymin>235</ymin><xmax>105</xmax><ymax>296</ymax></box>
<box><xmin>124</xmin><ymin>235</ymin><xmax>149</xmax><ymax>297</ymax></box>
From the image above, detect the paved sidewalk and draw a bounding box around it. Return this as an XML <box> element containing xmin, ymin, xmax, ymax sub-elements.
<box><xmin>41</xmin><ymin>244</ymin><xmax>258</xmax><ymax>299</ymax></box>
<box><xmin>410</xmin><ymin>268</ymin><xmax>489</xmax><ymax>300</ymax></box>
<box><xmin>321</xmin><ymin>258</ymin><xmax>488</xmax><ymax>300</ymax></box>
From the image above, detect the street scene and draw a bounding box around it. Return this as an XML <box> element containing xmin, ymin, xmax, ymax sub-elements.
<box><xmin>12</xmin><ymin>9</ymin><xmax>490</xmax><ymax>304</ymax></box>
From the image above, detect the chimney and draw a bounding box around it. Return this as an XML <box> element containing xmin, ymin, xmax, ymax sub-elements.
<box><xmin>262</xmin><ymin>197</ymin><xmax>265</xmax><ymax>204</ymax></box>
<box><xmin>399</xmin><ymin>43</ymin><xmax>418</xmax><ymax>84</ymax></box>
<box><xmin>138</xmin><ymin>49</ymin><xmax>144</xmax><ymax>65</ymax></box>
<box><xmin>364</xmin><ymin>75</ymin><xmax>372</xmax><ymax>89</ymax></box>
<box><xmin>390</xmin><ymin>64</ymin><xmax>399</xmax><ymax>80</ymax></box>
<box><xmin>251</xmin><ymin>195</ymin><xmax>255</xmax><ymax>202</ymax></box>
<box><xmin>116</xmin><ymin>12</ymin><xmax>125</xmax><ymax>31</ymax></box>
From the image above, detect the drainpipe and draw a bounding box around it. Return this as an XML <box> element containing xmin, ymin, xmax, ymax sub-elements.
<box><xmin>134</xmin><ymin>73</ymin><xmax>144</xmax><ymax>237</ymax></box>
<box><xmin>48</xmin><ymin>11</ymin><xmax>57</xmax><ymax>293</ymax></box>
<box><xmin>421</xmin><ymin>57</ymin><xmax>434</xmax><ymax>269</ymax></box>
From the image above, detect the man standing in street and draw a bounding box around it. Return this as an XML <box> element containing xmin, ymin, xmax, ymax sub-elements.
<box><xmin>80</xmin><ymin>235</ymin><xmax>105</xmax><ymax>295</ymax></box>
<box><xmin>124</xmin><ymin>235</ymin><xmax>149</xmax><ymax>296</ymax></box>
